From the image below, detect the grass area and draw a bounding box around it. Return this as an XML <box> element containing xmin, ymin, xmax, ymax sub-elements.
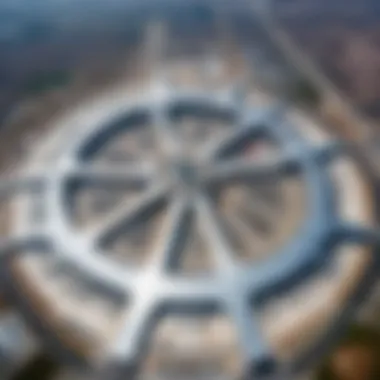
<box><xmin>315</xmin><ymin>324</ymin><xmax>380</xmax><ymax>380</ymax></box>
<box><xmin>22</xmin><ymin>70</ymin><xmax>72</xmax><ymax>97</ymax></box>
<box><xmin>291</xmin><ymin>77</ymin><xmax>321</xmax><ymax>107</ymax></box>
<box><xmin>11</xmin><ymin>353</ymin><xmax>60</xmax><ymax>380</ymax></box>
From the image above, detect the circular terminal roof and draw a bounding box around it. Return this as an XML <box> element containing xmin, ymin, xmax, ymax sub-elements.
<box><xmin>0</xmin><ymin>76</ymin><xmax>379</xmax><ymax>380</ymax></box>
